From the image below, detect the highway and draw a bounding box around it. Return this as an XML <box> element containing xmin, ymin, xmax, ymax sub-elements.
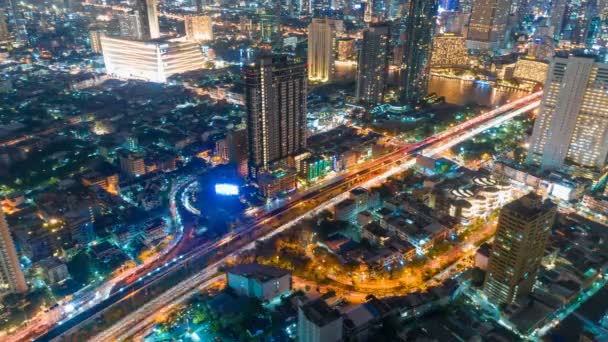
<box><xmin>32</xmin><ymin>92</ymin><xmax>542</xmax><ymax>341</ymax></box>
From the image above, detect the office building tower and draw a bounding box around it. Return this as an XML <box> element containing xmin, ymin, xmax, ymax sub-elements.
<box><xmin>89</xmin><ymin>29</ymin><xmax>105</xmax><ymax>53</ymax></box>
<box><xmin>466</xmin><ymin>0</ymin><xmax>510</xmax><ymax>50</ymax></box>
<box><xmin>298</xmin><ymin>298</ymin><xmax>344</xmax><ymax>342</ymax></box>
<box><xmin>397</xmin><ymin>0</ymin><xmax>438</xmax><ymax>104</ymax></box>
<box><xmin>307</xmin><ymin>18</ymin><xmax>340</xmax><ymax>82</ymax></box>
<box><xmin>260</xmin><ymin>12</ymin><xmax>281</xmax><ymax>46</ymax></box>
<box><xmin>484</xmin><ymin>193</ymin><xmax>556</xmax><ymax>305</ymax></box>
<box><xmin>430</xmin><ymin>33</ymin><xmax>468</xmax><ymax>68</ymax></box>
<box><xmin>0</xmin><ymin>10</ymin><xmax>8</xmax><ymax>41</ymax></box>
<box><xmin>356</xmin><ymin>23</ymin><xmax>390</xmax><ymax>106</ymax></box>
<box><xmin>244</xmin><ymin>55</ymin><xmax>307</xmax><ymax>179</ymax></box>
<box><xmin>0</xmin><ymin>209</ymin><xmax>27</xmax><ymax>296</ymax></box>
<box><xmin>135</xmin><ymin>0</ymin><xmax>159</xmax><ymax>39</ymax></box>
<box><xmin>119</xmin><ymin>12</ymin><xmax>146</xmax><ymax>40</ymax></box>
<box><xmin>184</xmin><ymin>15</ymin><xmax>213</xmax><ymax>41</ymax></box>
<box><xmin>364</xmin><ymin>0</ymin><xmax>373</xmax><ymax>23</ymax></box>
<box><xmin>101</xmin><ymin>36</ymin><xmax>205</xmax><ymax>83</ymax></box>
<box><xmin>528</xmin><ymin>55</ymin><xmax>608</xmax><ymax>170</ymax></box>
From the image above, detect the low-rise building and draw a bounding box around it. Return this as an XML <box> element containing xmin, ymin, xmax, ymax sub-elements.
<box><xmin>297</xmin><ymin>298</ymin><xmax>343</xmax><ymax>342</ymax></box>
<box><xmin>226</xmin><ymin>263</ymin><xmax>292</xmax><ymax>301</ymax></box>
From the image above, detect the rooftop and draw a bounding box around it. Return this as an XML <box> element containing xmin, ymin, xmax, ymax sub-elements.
<box><xmin>226</xmin><ymin>263</ymin><xmax>291</xmax><ymax>283</ymax></box>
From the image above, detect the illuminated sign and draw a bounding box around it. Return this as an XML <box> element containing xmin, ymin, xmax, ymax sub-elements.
<box><xmin>215</xmin><ymin>183</ymin><xmax>239</xmax><ymax>196</ymax></box>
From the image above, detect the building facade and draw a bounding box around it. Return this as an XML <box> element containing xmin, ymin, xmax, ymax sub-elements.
<box><xmin>100</xmin><ymin>36</ymin><xmax>205</xmax><ymax>83</ymax></box>
<box><xmin>0</xmin><ymin>10</ymin><xmax>9</xmax><ymax>41</ymax></box>
<box><xmin>430</xmin><ymin>33</ymin><xmax>468</xmax><ymax>69</ymax></box>
<box><xmin>356</xmin><ymin>23</ymin><xmax>390</xmax><ymax>106</ymax></box>
<box><xmin>397</xmin><ymin>0</ymin><xmax>438</xmax><ymax>104</ymax></box>
<box><xmin>184</xmin><ymin>15</ymin><xmax>213</xmax><ymax>41</ymax></box>
<box><xmin>244</xmin><ymin>55</ymin><xmax>307</xmax><ymax>178</ymax></box>
<box><xmin>466</xmin><ymin>0</ymin><xmax>510</xmax><ymax>51</ymax></box>
<box><xmin>307</xmin><ymin>18</ymin><xmax>340</xmax><ymax>82</ymax></box>
<box><xmin>527</xmin><ymin>55</ymin><xmax>608</xmax><ymax>171</ymax></box>
<box><xmin>0</xmin><ymin>209</ymin><xmax>27</xmax><ymax>296</ymax></box>
<box><xmin>298</xmin><ymin>298</ymin><xmax>344</xmax><ymax>342</ymax></box>
<box><xmin>226</xmin><ymin>263</ymin><xmax>292</xmax><ymax>301</ymax></box>
<box><xmin>135</xmin><ymin>0</ymin><xmax>160</xmax><ymax>40</ymax></box>
<box><xmin>484</xmin><ymin>193</ymin><xmax>556</xmax><ymax>305</ymax></box>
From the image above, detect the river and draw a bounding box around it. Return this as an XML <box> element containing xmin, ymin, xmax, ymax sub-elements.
<box><xmin>427</xmin><ymin>75</ymin><xmax>527</xmax><ymax>107</ymax></box>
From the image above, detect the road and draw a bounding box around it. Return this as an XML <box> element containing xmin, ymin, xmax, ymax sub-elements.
<box><xmin>32</xmin><ymin>91</ymin><xmax>542</xmax><ymax>342</ymax></box>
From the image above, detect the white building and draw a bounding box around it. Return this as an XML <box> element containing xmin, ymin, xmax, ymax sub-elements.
<box><xmin>298</xmin><ymin>298</ymin><xmax>343</xmax><ymax>342</ymax></box>
<box><xmin>100</xmin><ymin>36</ymin><xmax>205</xmax><ymax>83</ymax></box>
<box><xmin>226</xmin><ymin>263</ymin><xmax>292</xmax><ymax>301</ymax></box>
<box><xmin>528</xmin><ymin>54</ymin><xmax>608</xmax><ymax>170</ymax></box>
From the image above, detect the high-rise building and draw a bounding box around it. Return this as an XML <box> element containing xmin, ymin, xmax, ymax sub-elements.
<box><xmin>184</xmin><ymin>15</ymin><xmax>213</xmax><ymax>42</ymax></box>
<box><xmin>244</xmin><ymin>55</ymin><xmax>307</xmax><ymax>179</ymax></box>
<box><xmin>0</xmin><ymin>10</ymin><xmax>9</xmax><ymax>41</ymax></box>
<box><xmin>528</xmin><ymin>54</ymin><xmax>608</xmax><ymax>171</ymax></box>
<box><xmin>260</xmin><ymin>12</ymin><xmax>281</xmax><ymax>47</ymax></box>
<box><xmin>430</xmin><ymin>33</ymin><xmax>469</xmax><ymax>68</ymax></box>
<box><xmin>0</xmin><ymin>209</ymin><xmax>27</xmax><ymax>296</ymax></box>
<box><xmin>119</xmin><ymin>12</ymin><xmax>146</xmax><ymax>40</ymax></box>
<box><xmin>307</xmin><ymin>18</ymin><xmax>340</xmax><ymax>82</ymax></box>
<box><xmin>89</xmin><ymin>29</ymin><xmax>105</xmax><ymax>53</ymax></box>
<box><xmin>355</xmin><ymin>23</ymin><xmax>390</xmax><ymax>106</ymax></box>
<box><xmin>397</xmin><ymin>0</ymin><xmax>438</xmax><ymax>104</ymax></box>
<box><xmin>135</xmin><ymin>0</ymin><xmax>160</xmax><ymax>40</ymax></box>
<box><xmin>101</xmin><ymin>36</ymin><xmax>206</xmax><ymax>83</ymax></box>
<box><xmin>466</xmin><ymin>0</ymin><xmax>510</xmax><ymax>50</ymax></box>
<box><xmin>483</xmin><ymin>193</ymin><xmax>556</xmax><ymax>306</ymax></box>
<box><xmin>119</xmin><ymin>151</ymin><xmax>146</xmax><ymax>177</ymax></box>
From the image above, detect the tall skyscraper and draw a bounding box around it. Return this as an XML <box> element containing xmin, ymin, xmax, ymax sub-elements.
<box><xmin>528</xmin><ymin>54</ymin><xmax>608</xmax><ymax>171</ymax></box>
<box><xmin>244</xmin><ymin>55</ymin><xmax>307</xmax><ymax>179</ymax></box>
<box><xmin>307</xmin><ymin>18</ymin><xmax>340</xmax><ymax>82</ymax></box>
<box><xmin>89</xmin><ymin>29</ymin><xmax>105</xmax><ymax>53</ymax></box>
<box><xmin>484</xmin><ymin>193</ymin><xmax>556</xmax><ymax>306</ymax></box>
<box><xmin>0</xmin><ymin>10</ymin><xmax>8</xmax><ymax>41</ymax></box>
<box><xmin>184</xmin><ymin>15</ymin><xmax>213</xmax><ymax>41</ymax></box>
<box><xmin>466</xmin><ymin>0</ymin><xmax>510</xmax><ymax>50</ymax></box>
<box><xmin>397</xmin><ymin>0</ymin><xmax>438</xmax><ymax>104</ymax></box>
<box><xmin>260</xmin><ymin>12</ymin><xmax>281</xmax><ymax>47</ymax></box>
<box><xmin>0</xmin><ymin>209</ymin><xmax>27</xmax><ymax>296</ymax></box>
<box><xmin>355</xmin><ymin>23</ymin><xmax>390</xmax><ymax>106</ymax></box>
<box><xmin>135</xmin><ymin>0</ymin><xmax>160</xmax><ymax>40</ymax></box>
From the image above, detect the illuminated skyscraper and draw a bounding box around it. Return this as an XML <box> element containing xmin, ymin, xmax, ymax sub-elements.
<box><xmin>466</xmin><ymin>0</ymin><xmax>510</xmax><ymax>50</ymax></box>
<box><xmin>0</xmin><ymin>209</ymin><xmax>27</xmax><ymax>296</ymax></box>
<box><xmin>397</xmin><ymin>0</ymin><xmax>438</xmax><ymax>104</ymax></box>
<box><xmin>484</xmin><ymin>193</ymin><xmax>556</xmax><ymax>305</ymax></box>
<box><xmin>307</xmin><ymin>18</ymin><xmax>340</xmax><ymax>82</ymax></box>
<box><xmin>244</xmin><ymin>55</ymin><xmax>307</xmax><ymax>178</ymax></box>
<box><xmin>135</xmin><ymin>0</ymin><xmax>160</xmax><ymax>39</ymax></box>
<box><xmin>89</xmin><ymin>29</ymin><xmax>105</xmax><ymax>53</ymax></box>
<box><xmin>101</xmin><ymin>36</ymin><xmax>205</xmax><ymax>83</ymax></box>
<box><xmin>528</xmin><ymin>54</ymin><xmax>608</xmax><ymax>171</ymax></box>
<box><xmin>0</xmin><ymin>10</ymin><xmax>8</xmax><ymax>41</ymax></box>
<box><xmin>430</xmin><ymin>33</ymin><xmax>468</xmax><ymax>68</ymax></box>
<box><xmin>184</xmin><ymin>15</ymin><xmax>213</xmax><ymax>41</ymax></box>
<box><xmin>119</xmin><ymin>12</ymin><xmax>146</xmax><ymax>40</ymax></box>
<box><xmin>260</xmin><ymin>12</ymin><xmax>281</xmax><ymax>47</ymax></box>
<box><xmin>355</xmin><ymin>23</ymin><xmax>390</xmax><ymax>105</ymax></box>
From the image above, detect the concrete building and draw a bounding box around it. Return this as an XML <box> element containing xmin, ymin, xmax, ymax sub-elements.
<box><xmin>89</xmin><ymin>29</ymin><xmax>105</xmax><ymax>53</ymax></box>
<box><xmin>484</xmin><ymin>193</ymin><xmax>556</xmax><ymax>305</ymax></box>
<box><xmin>466</xmin><ymin>0</ymin><xmax>510</xmax><ymax>50</ymax></box>
<box><xmin>528</xmin><ymin>54</ymin><xmax>608</xmax><ymax>171</ymax></box>
<box><xmin>244</xmin><ymin>55</ymin><xmax>307</xmax><ymax>178</ymax></box>
<box><xmin>119</xmin><ymin>151</ymin><xmax>146</xmax><ymax>177</ymax></box>
<box><xmin>100</xmin><ymin>36</ymin><xmax>205</xmax><ymax>83</ymax></box>
<box><xmin>307</xmin><ymin>18</ymin><xmax>340</xmax><ymax>82</ymax></box>
<box><xmin>226</xmin><ymin>263</ymin><xmax>292</xmax><ymax>301</ymax></box>
<box><xmin>0</xmin><ymin>209</ymin><xmax>27</xmax><ymax>296</ymax></box>
<box><xmin>118</xmin><ymin>12</ymin><xmax>146</xmax><ymax>40</ymax></box>
<box><xmin>356</xmin><ymin>23</ymin><xmax>390</xmax><ymax>106</ymax></box>
<box><xmin>135</xmin><ymin>0</ymin><xmax>160</xmax><ymax>40</ymax></box>
<box><xmin>298</xmin><ymin>298</ymin><xmax>343</xmax><ymax>342</ymax></box>
<box><xmin>184</xmin><ymin>15</ymin><xmax>213</xmax><ymax>41</ymax></box>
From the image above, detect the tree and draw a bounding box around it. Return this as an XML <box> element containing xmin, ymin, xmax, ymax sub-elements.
<box><xmin>67</xmin><ymin>252</ymin><xmax>92</xmax><ymax>285</ymax></box>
